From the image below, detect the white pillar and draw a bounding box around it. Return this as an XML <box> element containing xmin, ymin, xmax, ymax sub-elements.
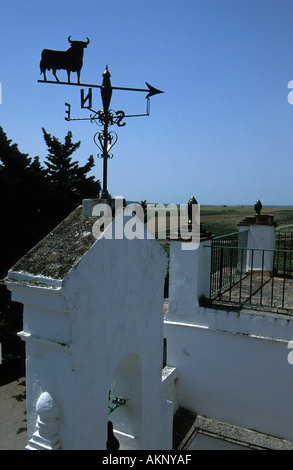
<box><xmin>6</xmin><ymin>205</ymin><xmax>173</xmax><ymax>450</ymax></box>
<box><xmin>166</xmin><ymin>239</ymin><xmax>212</xmax><ymax>323</ymax></box>
<box><xmin>238</xmin><ymin>214</ymin><xmax>276</xmax><ymax>273</ymax></box>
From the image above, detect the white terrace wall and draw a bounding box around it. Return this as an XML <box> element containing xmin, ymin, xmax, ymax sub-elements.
<box><xmin>6</xmin><ymin>203</ymin><xmax>293</xmax><ymax>448</ymax></box>
<box><xmin>6</xmin><ymin>208</ymin><xmax>173</xmax><ymax>450</ymax></box>
<box><xmin>164</xmin><ymin>224</ymin><xmax>293</xmax><ymax>442</ymax></box>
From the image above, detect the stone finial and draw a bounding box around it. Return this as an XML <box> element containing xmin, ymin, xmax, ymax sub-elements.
<box><xmin>254</xmin><ymin>199</ymin><xmax>262</xmax><ymax>215</ymax></box>
<box><xmin>26</xmin><ymin>392</ymin><xmax>61</xmax><ymax>450</ymax></box>
<box><xmin>187</xmin><ymin>196</ymin><xmax>198</xmax><ymax>225</ymax></box>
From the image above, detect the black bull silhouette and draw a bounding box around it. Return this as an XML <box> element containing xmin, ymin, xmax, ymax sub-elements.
<box><xmin>40</xmin><ymin>36</ymin><xmax>90</xmax><ymax>84</ymax></box>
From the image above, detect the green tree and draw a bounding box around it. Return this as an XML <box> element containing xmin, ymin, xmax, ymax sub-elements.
<box><xmin>0</xmin><ymin>127</ymin><xmax>101</xmax><ymax>364</ymax></box>
<box><xmin>42</xmin><ymin>128</ymin><xmax>101</xmax><ymax>220</ymax></box>
<box><xmin>0</xmin><ymin>127</ymin><xmax>51</xmax><ymax>273</ymax></box>
<box><xmin>0</xmin><ymin>127</ymin><xmax>51</xmax><ymax>361</ymax></box>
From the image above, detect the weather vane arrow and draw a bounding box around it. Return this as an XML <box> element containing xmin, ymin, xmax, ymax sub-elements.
<box><xmin>38</xmin><ymin>77</ymin><xmax>164</xmax><ymax>99</ymax></box>
<box><xmin>38</xmin><ymin>37</ymin><xmax>164</xmax><ymax>198</ymax></box>
<box><xmin>109</xmin><ymin>82</ymin><xmax>164</xmax><ymax>99</ymax></box>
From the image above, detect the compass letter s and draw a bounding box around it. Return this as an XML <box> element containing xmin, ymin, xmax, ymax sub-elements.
<box><xmin>116</xmin><ymin>110</ymin><xmax>126</xmax><ymax>127</ymax></box>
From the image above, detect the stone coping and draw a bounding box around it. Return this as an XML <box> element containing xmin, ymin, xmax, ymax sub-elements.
<box><xmin>178</xmin><ymin>414</ymin><xmax>293</xmax><ymax>450</ymax></box>
<box><xmin>238</xmin><ymin>214</ymin><xmax>277</xmax><ymax>227</ymax></box>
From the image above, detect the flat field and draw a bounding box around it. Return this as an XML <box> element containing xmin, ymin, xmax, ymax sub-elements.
<box><xmin>149</xmin><ymin>205</ymin><xmax>293</xmax><ymax>238</ymax></box>
<box><xmin>200</xmin><ymin>206</ymin><xmax>293</xmax><ymax>237</ymax></box>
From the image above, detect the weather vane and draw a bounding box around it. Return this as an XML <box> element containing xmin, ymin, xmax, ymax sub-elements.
<box><xmin>38</xmin><ymin>36</ymin><xmax>164</xmax><ymax>198</ymax></box>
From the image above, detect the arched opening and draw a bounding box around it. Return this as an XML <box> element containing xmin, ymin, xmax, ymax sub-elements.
<box><xmin>107</xmin><ymin>353</ymin><xmax>142</xmax><ymax>450</ymax></box>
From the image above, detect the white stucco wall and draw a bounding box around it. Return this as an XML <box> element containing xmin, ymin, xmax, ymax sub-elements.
<box><xmin>7</xmin><ymin>207</ymin><xmax>293</xmax><ymax>449</ymax></box>
<box><xmin>165</xmin><ymin>237</ymin><xmax>293</xmax><ymax>442</ymax></box>
<box><xmin>63</xmin><ymin>216</ymin><xmax>172</xmax><ymax>449</ymax></box>
<box><xmin>7</xmin><ymin>210</ymin><xmax>173</xmax><ymax>450</ymax></box>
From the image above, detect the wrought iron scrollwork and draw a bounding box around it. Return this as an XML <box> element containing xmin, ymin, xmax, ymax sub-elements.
<box><xmin>91</xmin><ymin>109</ymin><xmax>126</xmax><ymax>128</ymax></box>
<box><xmin>94</xmin><ymin>130</ymin><xmax>118</xmax><ymax>159</ymax></box>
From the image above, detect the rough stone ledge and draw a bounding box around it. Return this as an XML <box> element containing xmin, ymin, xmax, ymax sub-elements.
<box><xmin>179</xmin><ymin>414</ymin><xmax>293</xmax><ymax>450</ymax></box>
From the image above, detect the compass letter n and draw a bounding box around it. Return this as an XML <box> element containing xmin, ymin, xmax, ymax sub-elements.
<box><xmin>81</xmin><ymin>88</ymin><xmax>92</xmax><ymax>109</ymax></box>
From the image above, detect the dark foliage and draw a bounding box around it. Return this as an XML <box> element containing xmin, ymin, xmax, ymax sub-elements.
<box><xmin>42</xmin><ymin>128</ymin><xmax>100</xmax><ymax>221</ymax></box>
<box><xmin>0</xmin><ymin>127</ymin><xmax>101</xmax><ymax>364</ymax></box>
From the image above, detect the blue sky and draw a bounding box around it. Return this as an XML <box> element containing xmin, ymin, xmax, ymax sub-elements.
<box><xmin>1</xmin><ymin>0</ymin><xmax>293</xmax><ymax>206</ymax></box>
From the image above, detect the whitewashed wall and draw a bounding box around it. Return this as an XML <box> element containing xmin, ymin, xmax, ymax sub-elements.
<box><xmin>7</xmin><ymin>206</ymin><xmax>293</xmax><ymax>449</ymax></box>
<box><xmin>165</xmin><ymin>224</ymin><xmax>293</xmax><ymax>442</ymax></box>
<box><xmin>7</xmin><ymin>210</ymin><xmax>173</xmax><ymax>450</ymax></box>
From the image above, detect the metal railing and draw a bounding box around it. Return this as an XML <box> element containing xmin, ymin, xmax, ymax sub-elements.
<box><xmin>208</xmin><ymin>231</ymin><xmax>293</xmax><ymax>313</ymax></box>
<box><xmin>210</xmin><ymin>231</ymin><xmax>248</xmax><ymax>296</ymax></box>
<box><xmin>275</xmin><ymin>231</ymin><xmax>293</xmax><ymax>274</ymax></box>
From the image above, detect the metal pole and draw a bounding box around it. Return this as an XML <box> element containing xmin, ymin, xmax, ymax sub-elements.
<box><xmin>102</xmin><ymin>122</ymin><xmax>108</xmax><ymax>197</ymax></box>
<box><xmin>101</xmin><ymin>66</ymin><xmax>112</xmax><ymax>198</ymax></box>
